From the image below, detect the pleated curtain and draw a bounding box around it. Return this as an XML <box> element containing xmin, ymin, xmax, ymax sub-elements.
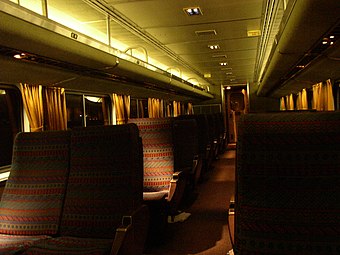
<box><xmin>148</xmin><ymin>98</ymin><xmax>164</xmax><ymax>118</ymax></box>
<box><xmin>285</xmin><ymin>94</ymin><xmax>295</xmax><ymax>110</ymax></box>
<box><xmin>173</xmin><ymin>101</ymin><xmax>181</xmax><ymax>117</ymax></box>
<box><xmin>187</xmin><ymin>103</ymin><xmax>194</xmax><ymax>115</ymax></box>
<box><xmin>20</xmin><ymin>83</ymin><xmax>68</xmax><ymax>131</ymax></box>
<box><xmin>280</xmin><ymin>97</ymin><xmax>286</xmax><ymax>111</ymax></box>
<box><xmin>20</xmin><ymin>83</ymin><xmax>44</xmax><ymax>132</ymax></box>
<box><xmin>113</xmin><ymin>94</ymin><xmax>130</xmax><ymax>124</ymax></box>
<box><xmin>312</xmin><ymin>80</ymin><xmax>335</xmax><ymax>111</ymax></box>
<box><xmin>44</xmin><ymin>87</ymin><xmax>67</xmax><ymax>130</ymax></box>
<box><xmin>296</xmin><ymin>89</ymin><xmax>308</xmax><ymax>110</ymax></box>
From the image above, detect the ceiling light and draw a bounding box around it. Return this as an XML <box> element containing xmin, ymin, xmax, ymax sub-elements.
<box><xmin>226</xmin><ymin>72</ymin><xmax>233</xmax><ymax>75</ymax></box>
<box><xmin>184</xmin><ymin>7</ymin><xmax>202</xmax><ymax>16</ymax></box>
<box><xmin>13</xmin><ymin>53</ymin><xmax>26</xmax><ymax>59</ymax></box>
<box><xmin>226</xmin><ymin>86</ymin><xmax>231</xmax><ymax>90</ymax></box>
<box><xmin>208</xmin><ymin>45</ymin><xmax>220</xmax><ymax>50</ymax></box>
<box><xmin>330</xmin><ymin>35</ymin><xmax>335</xmax><ymax>39</ymax></box>
<box><xmin>220</xmin><ymin>62</ymin><xmax>228</xmax><ymax>66</ymax></box>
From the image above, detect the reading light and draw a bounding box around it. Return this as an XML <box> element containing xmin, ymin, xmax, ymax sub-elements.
<box><xmin>184</xmin><ymin>7</ymin><xmax>202</xmax><ymax>16</ymax></box>
<box><xmin>208</xmin><ymin>44</ymin><xmax>220</xmax><ymax>50</ymax></box>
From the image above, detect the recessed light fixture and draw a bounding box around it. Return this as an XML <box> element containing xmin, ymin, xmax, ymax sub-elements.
<box><xmin>184</xmin><ymin>7</ymin><xmax>202</xmax><ymax>16</ymax></box>
<box><xmin>220</xmin><ymin>62</ymin><xmax>228</xmax><ymax>66</ymax></box>
<box><xmin>13</xmin><ymin>53</ymin><xmax>26</xmax><ymax>59</ymax></box>
<box><xmin>208</xmin><ymin>44</ymin><xmax>220</xmax><ymax>50</ymax></box>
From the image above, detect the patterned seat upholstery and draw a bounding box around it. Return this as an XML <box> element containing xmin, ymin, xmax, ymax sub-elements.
<box><xmin>129</xmin><ymin>118</ymin><xmax>177</xmax><ymax>196</ymax></box>
<box><xmin>235</xmin><ymin>111</ymin><xmax>340</xmax><ymax>255</ymax></box>
<box><xmin>25</xmin><ymin>124</ymin><xmax>147</xmax><ymax>255</ymax></box>
<box><xmin>0</xmin><ymin>130</ymin><xmax>71</xmax><ymax>253</ymax></box>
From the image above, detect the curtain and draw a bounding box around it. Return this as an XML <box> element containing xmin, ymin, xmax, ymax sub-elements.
<box><xmin>138</xmin><ymin>100</ymin><xmax>145</xmax><ymax>118</ymax></box>
<box><xmin>44</xmin><ymin>87</ymin><xmax>67</xmax><ymax>130</ymax></box>
<box><xmin>167</xmin><ymin>103</ymin><xmax>172</xmax><ymax>117</ymax></box>
<box><xmin>113</xmin><ymin>94</ymin><xmax>130</xmax><ymax>124</ymax></box>
<box><xmin>312</xmin><ymin>80</ymin><xmax>335</xmax><ymax>111</ymax></box>
<box><xmin>324</xmin><ymin>79</ymin><xmax>335</xmax><ymax>111</ymax></box>
<box><xmin>242</xmin><ymin>89</ymin><xmax>248</xmax><ymax>113</ymax></box>
<box><xmin>312</xmin><ymin>83</ymin><xmax>322</xmax><ymax>110</ymax></box>
<box><xmin>101</xmin><ymin>97</ymin><xmax>110</xmax><ymax>125</ymax></box>
<box><xmin>188</xmin><ymin>103</ymin><xmax>194</xmax><ymax>115</ymax></box>
<box><xmin>285</xmin><ymin>94</ymin><xmax>294</xmax><ymax>110</ymax></box>
<box><xmin>113</xmin><ymin>94</ymin><xmax>125</xmax><ymax>124</ymax></box>
<box><xmin>124</xmin><ymin>95</ymin><xmax>131</xmax><ymax>120</ymax></box>
<box><xmin>173</xmin><ymin>101</ymin><xmax>181</xmax><ymax>117</ymax></box>
<box><xmin>20</xmin><ymin>83</ymin><xmax>44</xmax><ymax>132</ymax></box>
<box><xmin>300</xmin><ymin>88</ymin><xmax>308</xmax><ymax>110</ymax></box>
<box><xmin>296</xmin><ymin>89</ymin><xmax>308</xmax><ymax>110</ymax></box>
<box><xmin>280</xmin><ymin>97</ymin><xmax>286</xmax><ymax>111</ymax></box>
<box><xmin>148</xmin><ymin>98</ymin><xmax>164</xmax><ymax>118</ymax></box>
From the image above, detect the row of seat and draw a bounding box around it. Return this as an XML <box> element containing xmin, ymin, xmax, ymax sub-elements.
<box><xmin>0</xmin><ymin>113</ymin><xmax>226</xmax><ymax>254</ymax></box>
<box><xmin>128</xmin><ymin>113</ymin><xmax>226</xmax><ymax>246</ymax></box>
<box><xmin>0</xmin><ymin>124</ymin><xmax>148</xmax><ymax>255</ymax></box>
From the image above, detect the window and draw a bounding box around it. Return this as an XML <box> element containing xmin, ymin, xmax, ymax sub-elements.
<box><xmin>66</xmin><ymin>93</ymin><xmax>111</xmax><ymax>128</ymax></box>
<box><xmin>130</xmin><ymin>98</ymin><xmax>148</xmax><ymax>118</ymax></box>
<box><xmin>0</xmin><ymin>86</ymin><xmax>22</xmax><ymax>168</ymax></box>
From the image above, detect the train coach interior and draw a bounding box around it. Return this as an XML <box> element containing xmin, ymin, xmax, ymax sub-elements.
<box><xmin>0</xmin><ymin>0</ymin><xmax>340</xmax><ymax>254</ymax></box>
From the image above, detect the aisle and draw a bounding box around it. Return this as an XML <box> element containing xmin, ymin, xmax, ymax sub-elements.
<box><xmin>146</xmin><ymin>149</ymin><xmax>235</xmax><ymax>255</ymax></box>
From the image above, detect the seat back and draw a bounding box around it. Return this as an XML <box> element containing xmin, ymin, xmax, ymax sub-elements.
<box><xmin>60</xmin><ymin>124</ymin><xmax>143</xmax><ymax>238</ymax></box>
<box><xmin>0</xmin><ymin>130</ymin><xmax>71</xmax><ymax>235</ymax></box>
<box><xmin>235</xmin><ymin>111</ymin><xmax>340</xmax><ymax>255</ymax></box>
<box><xmin>172</xmin><ymin>118</ymin><xmax>198</xmax><ymax>171</ymax></box>
<box><xmin>128</xmin><ymin>118</ymin><xmax>174</xmax><ymax>193</ymax></box>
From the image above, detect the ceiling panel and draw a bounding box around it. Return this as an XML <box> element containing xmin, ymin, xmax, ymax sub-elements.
<box><xmin>104</xmin><ymin>0</ymin><xmax>264</xmax><ymax>87</ymax></box>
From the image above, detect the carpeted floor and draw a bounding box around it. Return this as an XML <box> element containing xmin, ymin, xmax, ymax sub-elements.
<box><xmin>145</xmin><ymin>149</ymin><xmax>235</xmax><ymax>255</ymax></box>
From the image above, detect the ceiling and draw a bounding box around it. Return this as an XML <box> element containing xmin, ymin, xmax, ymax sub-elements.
<box><xmin>1</xmin><ymin>0</ymin><xmax>339</xmax><ymax>101</ymax></box>
<box><xmin>59</xmin><ymin>0</ymin><xmax>265</xmax><ymax>89</ymax></box>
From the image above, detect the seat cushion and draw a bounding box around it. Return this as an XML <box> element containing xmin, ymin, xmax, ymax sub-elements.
<box><xmin>24</xmin><ymin>236</ymin><xmax>113</xmax><ymax>255</ymax></box>
<box><xmin>129</xmin><ymin>118</ymin><xmax>174</xmax><ymax>192</ymax></box>
<box><xmin>0</xmin><ymin>234</ymin><xmax>51</xmax><ymax>254</ymax></box>
<box><xmin>0</xmin><ymin>130</ymin><xmax>71</xmax><ymax>235</ymax></box>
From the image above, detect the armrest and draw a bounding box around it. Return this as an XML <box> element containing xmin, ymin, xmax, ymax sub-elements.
<box><xmin>167</xmin><ymin>171</ymin><xmax>186</xmax><ymax>216</ymax></box>
<box><xmin>110</xmin><ymin>204</ymin><xmax>149</xmax><ymax>255</ymax></box>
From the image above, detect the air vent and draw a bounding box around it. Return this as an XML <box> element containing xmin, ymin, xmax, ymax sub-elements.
<box><xmin>195</xmin><ymin>30</ymin><xmax>217</xmax><ymax>36</ymax></box>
